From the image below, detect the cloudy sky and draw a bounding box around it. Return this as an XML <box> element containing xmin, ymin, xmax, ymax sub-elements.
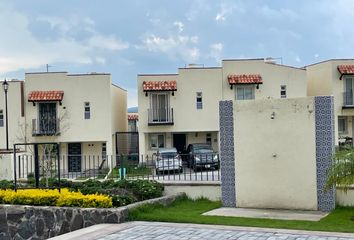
<box><xmin>1</xmin><ymin>0</ymin><xmax>354</xmax><ymax>106</ymax></box>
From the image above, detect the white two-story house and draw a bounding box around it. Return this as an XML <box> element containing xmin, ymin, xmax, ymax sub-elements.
<box><xmin>307</xmin><ymin>59</ymin><xmax>354</xmax><ymax>146</ymax></box>
<box><xmin>137</xmin><ymin>58</ymin><xmax>307</xmax><ymax>159</ymax></box>
<box><xmin>0</xmin><ymin>71</ymin><xmax>127</xmax><ymax>174</ymax></box>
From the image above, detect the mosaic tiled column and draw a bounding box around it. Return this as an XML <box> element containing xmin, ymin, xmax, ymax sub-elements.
<box><xmin>315</xmin><ymin>96</ymin><xmax>335</xmax><ymax>212</ymax></box>
<box><xmin>219</xmin><ymin>101</ymin><xmax>236</xmax><ymax>207</ymax></box>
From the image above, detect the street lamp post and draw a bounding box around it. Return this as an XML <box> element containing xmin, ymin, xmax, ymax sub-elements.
<box><xmin>2</xmin><ymin>79</ymin><xmax>9</xmax><ymax>150</ymax></box>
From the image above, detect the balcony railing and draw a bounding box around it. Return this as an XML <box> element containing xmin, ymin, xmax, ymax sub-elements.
<box><xmin>32</xmin><ymin>118</ymin><xmax>60</xmax><ymax>136</ymax></box>
<box><xmin>148</xmin><ymin>108</ymin><xmax>174</xmax><ymax>125</ymax></box>
<box><xmin>343</xmin><ymin>92</ymin><xmax>354</xmax><ymax>107</ymax></box>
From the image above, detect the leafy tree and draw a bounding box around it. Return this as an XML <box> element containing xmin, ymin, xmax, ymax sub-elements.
<box><xmin>326</xmin><ymin>146</ymin><xmax>354</xmax><ymax>192</ymax></box>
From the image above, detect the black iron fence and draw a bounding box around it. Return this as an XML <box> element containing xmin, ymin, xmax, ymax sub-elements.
<box><xmin>15</xmin><ymin>153</ymin><xmax>220</xmax><ymax>182</ymax></box>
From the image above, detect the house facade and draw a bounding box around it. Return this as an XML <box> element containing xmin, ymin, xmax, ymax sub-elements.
<box><xmin>0</xmin><ymin>72</ymin><xmax>127</xmax><ymax>174</ymax></box>
<box><xmin>307</xmin><ymin>59</ymin><xmax>354</xmax><ymax>146</ymax></box>
<box><xmin>137</xmin><ymin>59</ymin><xmax>307</xmax><ymax>158</ymax></box>
<box><xmin>0</xmin><ymin>80</ymin><xmax>25</xmax><ymax>151</ymax></box>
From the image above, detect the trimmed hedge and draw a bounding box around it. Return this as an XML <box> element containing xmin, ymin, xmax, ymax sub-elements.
<box><xmin>0</xmin><ymin>188</ymin><xmax>112</xmax><ymax>208</ymax></box>
<box><xmin>0</xmin><ymin>179</ymin><xmax>164</xmax><ymax>207</ymax></box>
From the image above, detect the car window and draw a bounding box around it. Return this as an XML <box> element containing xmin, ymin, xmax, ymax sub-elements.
<box><xmin>160</xmin><ymin>152</ymin><xmax>177</xmax><ymax>158</ymax></box>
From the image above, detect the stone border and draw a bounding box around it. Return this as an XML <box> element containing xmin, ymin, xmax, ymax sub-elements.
<box><xmin>314</xmin><ymin>96</ymin><xmax>335</xmax><ymax>212</ymax></box>
<box><xmin>0</xmin><ymin>193</ymin><xmax>183</xmax><ymax>240</ymax></box>
<box><xmin>219</xmin><ymin>101</ymin><xmax>236</xmax><ymax>207</ymax></box>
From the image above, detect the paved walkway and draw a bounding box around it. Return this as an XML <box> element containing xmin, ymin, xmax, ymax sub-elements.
<box><xmin>51</xmin><ymin>221</ymin><xmax>354</xmax><ymax>240</ymax></box>
<box><xmin>203</xmin><ymin>207</ymin><xmax>328</xmax><ymax>221</ymax></box>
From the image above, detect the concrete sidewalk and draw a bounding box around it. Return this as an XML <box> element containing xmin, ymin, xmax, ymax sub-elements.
<box><xmin>50</xmin><ymin>221</ymin><xmax>354</xmax><ymax>240</ymax></box>
<box><xmin>203</xmin><ymin>207</ymin><xmax>328</xmax><ymax>221</ymax></box>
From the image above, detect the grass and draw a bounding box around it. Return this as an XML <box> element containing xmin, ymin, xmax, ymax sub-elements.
<box><xmin>108</xmin><ymin>165</ymin><xmax>152</xmax><ymax>178</ymax></box>
<box><xmin>129</xmin><ymin>196</ymin><xmax>354</xmax><ymax>233</ymax></box>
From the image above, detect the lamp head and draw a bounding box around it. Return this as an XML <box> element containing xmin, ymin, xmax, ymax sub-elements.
<box><xmin>2</xmin><ymin>79</ymin><xmax>9</xmax><ymax>92</ymax></box>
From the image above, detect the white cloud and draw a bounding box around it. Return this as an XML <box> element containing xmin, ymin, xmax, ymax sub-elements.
<box><xmin>88</xmin><ymin>35</ymin><xmax>129</xmax><ymax>51</ymax></box>
<box><xmin>208</xmin><ymin>43</ymin><xmax>223</xmax><ymax>63</ymax></box>
<box><xmin>95</xmin><ymin>57</ymin><xmax>106</xmax><ymax>64</ymax></box>
<box><xmin>215</xmin><ymin>2</ymin><xmax>244</xmax><ymax>22</ymax></box>
<box><xmin>314</xmin><ymin>54</ymin><xmax>319</xmax><ymax>58</ymax></box>
<box><xmin>295</xmin><ymin>56</ymin><xmax>301</xmax><ymax>62</ymax></box>
<box><xmin>0</xmin><ymin>2</ymin><xmax>128</xmax><ymax>74</ymax></box>
<box><xmin>137</xmin><ymin>34</ymin><xmax>200</xmax><ymax>62</ymax></box>
<box><xmin>174</xmin><ymin>21</ymin><xmax>184</xmax><ymax>33</ymax></box>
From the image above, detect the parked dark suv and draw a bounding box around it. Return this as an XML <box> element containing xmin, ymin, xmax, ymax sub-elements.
<box><xmin>186</xmin><ymin>143</ymin><xmax>219</xmax><ymax>170</ymax></box>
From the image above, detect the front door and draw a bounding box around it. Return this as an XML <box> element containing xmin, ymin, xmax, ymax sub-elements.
<box><xmin>39</xmin><ymin>103</ymin><xmax>57</xmax><ymax>134</ymax></box>
<box><xmin>68</xmin><ymin>143</ymin><xmax>81</xmax><ymax>172</ymax></box>
<box><xmin>173</xmin><ymin>134</ymin><xmax>186</xmax><ymax>153</ymax></box>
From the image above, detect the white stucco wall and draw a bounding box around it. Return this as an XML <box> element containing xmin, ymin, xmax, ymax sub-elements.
<box><xmin>222</xmin><ymin>59</ymin><xmax>307</xmax><ymax>101</ymax></box>
<box><xmin>336</xmin><ymin>188</ymin><xmax>354</xmax><ymax>206</ymax></box>
<box><xmin>163</xmin><ymin>182</ymin><xmax>221</xmax><ymax>201</ymax></box>
<box><xmin>0</xmin><ymin>81</ymin><xmax>25</xmax><ymax>150</ymax></box>
<box><xmin>233</xmin><ymin>97</ymin><xmax>318</xmax><ymax>210</ymax></box>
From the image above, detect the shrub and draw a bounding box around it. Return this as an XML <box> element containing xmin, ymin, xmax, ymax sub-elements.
<box><xmin>0</xmin><ymin>188</ymin><xmax>112</xmax><ymax>208</ymax></box>
<box><xmin>0</xmin><ymin>180</ymin><xmax>14</xmax><ymax>190</ymax></box>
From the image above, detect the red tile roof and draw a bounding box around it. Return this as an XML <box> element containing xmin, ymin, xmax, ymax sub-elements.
<box><xmin>338</xmin><ymin>65</ymin><xmax>354</xmax><ymax>75</ymax></box>
<box><xmin>28</xmin><ymin>91</ymin><xmax>64</xmax><ymax>102</ymax></box>
<box><xmin>143</xmin><ymin>81</ymin><xmax>177</xmax><ymax>91</ymax></box>
<box><xmin>228</xmin><ymin>74</ymin><xmax>263</xmax><ymax>85</ymax></box>
<box><xmin>128</xmin><ymin>114</ymin><xmax>138</xmax><ymax>120</ymax></box>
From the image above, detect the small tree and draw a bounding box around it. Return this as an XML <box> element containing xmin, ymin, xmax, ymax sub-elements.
<box><xmin>325</xmin><ymin>146</ymin><xmax>354</xmax><ymax>193</ymax></box>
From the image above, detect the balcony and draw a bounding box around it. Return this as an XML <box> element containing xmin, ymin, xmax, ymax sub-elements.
<box><xmin>343</xmin><ymin>92</ymin><xmax>354</xmax><ymax>108</ymax></box>
<box><xmin>32</xmin><ymin>118</ymin><xmax>60</xmax><ymax>136</ymax></box>
<box><xmin>148</xmin><ymin>108</ymin><xmax>174</xmax><ymax>125</ymax></box>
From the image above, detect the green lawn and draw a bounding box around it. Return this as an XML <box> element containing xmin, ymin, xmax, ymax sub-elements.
<box><xmin>108</xmin><ymin>165</ymin><xmax>152</xmax><ymax>179</ymax></box>
<box><xmin>129</xmin><ymin>196</ymin><xmax>354</xmax><ymax>233</ymax></box>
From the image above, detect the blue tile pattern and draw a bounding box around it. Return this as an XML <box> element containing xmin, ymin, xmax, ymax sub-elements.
<box><xmin>219</xmin><ymin>101</ymin><xmax>236</xmax><ymax>207</ymax></box>
<box><xmin>315</xmin><ymin>96</ymin><xmax>335</xmax><ymax>212</ymax></box>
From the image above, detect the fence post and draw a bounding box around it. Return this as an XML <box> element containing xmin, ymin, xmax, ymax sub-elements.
<box><xmin>34</xmin><ymin>144</ymin><xmax>40</xmax><ymax>188</ymax></box>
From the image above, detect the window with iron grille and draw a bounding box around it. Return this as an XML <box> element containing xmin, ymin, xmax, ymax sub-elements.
<box><xmin>338</xmin><ymin>117</ymin><xmax>347</xmax><ymax>134</ymax></box>
<box><xmin>102</xmin><ymin>142</ymin><xmax>107</xmax><ymax>161</ymax></box>
<box><xmin>196</xmin><ymin>92</ymin><xmax>203</xmax><ymax>109</ymax></box>
<box><xmin>281</xmin><ymin>85</ymin><xmax>287</xmax><ymax>98</ymax></box>
<box><xmin>84</xmin><ymin>102</ymin><xmax>90</xmax><ymax>119</ymax></box>
<box><xmin>0</xmin><ymin>110</ymin><xmax>3</xmax><ymax>127</ymax></box>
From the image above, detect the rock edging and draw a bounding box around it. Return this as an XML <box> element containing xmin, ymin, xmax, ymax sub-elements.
<box><xmin>0</xmin><ymin>193</ymin><xmax>183</xmax><ymax>240</ymax></box>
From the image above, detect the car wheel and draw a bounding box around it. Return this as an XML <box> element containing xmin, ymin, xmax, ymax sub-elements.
<box><xmin>155</xmin><ymin>169</ymin><xmax>160</xmax><ymax>175</ymax></box>
<box><xmin>179</xmin><ymin>168</ymin><xmax>183</xmax><ymax>174</ymax></box>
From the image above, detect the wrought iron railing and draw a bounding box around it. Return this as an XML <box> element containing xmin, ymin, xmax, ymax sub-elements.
<box><xmin>148</xmin><ymin>108</ymin><xmax>174</xmax><ymax>125</ymax></box>
<box><xmin>32</xmin><ymin>118</ymin><xmax>60</xmax><ymax>136</ymax></box>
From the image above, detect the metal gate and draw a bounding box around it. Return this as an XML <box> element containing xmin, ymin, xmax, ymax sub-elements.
<box><xmin>115</xmin><ymin>132</ymin><xmax>139</xmax><ymax>157</ymax></box>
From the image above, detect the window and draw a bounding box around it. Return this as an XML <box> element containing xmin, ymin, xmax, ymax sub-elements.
<box><xmin>206</xmin><ymin>133</ymin><xmax>212</xmax><ymax>145</ymax></box>
<box><xmin>280</xmin><ymin>85</ymin><xmax>287</xmax><ymax>98</ymax></box>
<box><xmin>236</xmin><ymin>86</ymin><xmax>254</xmax><ymax>100</ymax></box>
<box><xmin>102</xmin><ymin>143</ymin><xmax>107</xmax><ymax>161</ymax></box>
<box><xmin>84</xmin><ymin>102</ymin><xmax>90</xmax><ymax>119</ymax></box>
<box><xmin>0</xmin><ymin>110</ymin><xmax>3</xmax><ymax>127</ymax></box>
<box><xmin>344</xmin><ymin>77</ymin><xmax>354</xmax><ymax>105</ymax></box>
<box><xmin>149</xmin><ymin>134</ymin><xmax>165</xmax><ymax>149</ymax></box>
<box><xmin>196</xmin><ymin>92</ymin><xmax>203</xmax><ymax>109</ymax></box>
<box><xmin>338</xmin><ymin>117</ymin><xmax>347</xmax><ymax>134</ymax></box>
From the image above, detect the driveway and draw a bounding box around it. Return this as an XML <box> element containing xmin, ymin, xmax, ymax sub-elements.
<box><xmin>51</xmin><ymin>221</ymin><xmax>354</xmax><ymax>240</ymax></box>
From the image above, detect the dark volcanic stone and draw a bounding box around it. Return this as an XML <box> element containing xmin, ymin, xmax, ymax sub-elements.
<box><xmin>25</xmin><ymin>209</ymin><xmax>34</xmax><ymax>219</ymax></box>
<box><xmin>7</xmin><ymin>208</ymin><xmax>25</xmax><ymax>224</ymax></box>
<box><xmin>84</xmin><ymin>221</ymin><xmax>94</xmax><ymax>228</ymax></box>
<box><xmin>36</xmin><ymin>218</ymin><xmax>45</xmax><ymax>236</ymax></box>
<box><xmin>42</xmin><ymin>210</ymin><xmax>55</xmax><ymax>229</ymax></box>
<box><xmin>0</xmin><ymin>232</ymin><xmax>10</xmax><ymax>240</ymax></box>
<box><xmin>71</xmin><ymin>214</ymin><xmax>83</xmax><ymax>231</ymax></box>
<box><xmin>105</xmin><ymin>214</ymin><xmax>118</xmax><ymax>223</ymax></box>
<box><xmin>0</xmin><ymin>207</ymin><xmax>8</xmax><ymax>234</ymax></box>
<box><xmin>59</xmin><ymin>221</ymin><xmax>70</xmax><ymax>235</ymax></box>
<box><xmin>65</xmin><ymin>209</ymin><xmax>73</xmax><ymax>221</ymax></box>
<box><xmin>17</xmin><ymin>221</ymin><xmax>35</xmax><ymax>239</ymax></box>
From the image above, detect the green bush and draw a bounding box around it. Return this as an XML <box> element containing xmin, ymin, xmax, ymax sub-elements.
<box><xmin>0</xmin><ymin>180</ymin><xmax>14</xmax><ymax>190</ymax></box>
